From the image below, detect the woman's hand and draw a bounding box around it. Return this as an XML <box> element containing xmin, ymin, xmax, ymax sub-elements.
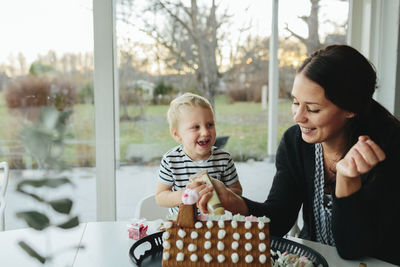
<box><xmin>336</xmin><ymin>136</ymin><xmax>385</xmax><ymax>197</ymax></box>
<box><xmin>185</xmin><ymin>180</ymin><xmax>211</xmax><ymax>199</ymax></box>
<box><xmin>189</xmin><ymin>178</ymin><xmax>249</xmax><ymax>215</ymax></box>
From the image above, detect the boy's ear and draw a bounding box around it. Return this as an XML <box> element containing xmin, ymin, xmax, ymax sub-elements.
<box><xmin>171</xmin><ymin>128</ymin><xmax>182</xmax><ymax>142</ymax></box>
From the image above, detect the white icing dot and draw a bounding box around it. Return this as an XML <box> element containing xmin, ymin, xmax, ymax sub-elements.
<box><xmin>245</xmin><ymin>221</ymin><xmax>252</xmax><ymax>229</ymax></box>
<box><xmin>231</xmin><ymin>241</ymin><xmax>239</xmax><ymax>250</ymax></box>
<box><xmin>258</xmin><ymin>222</ymin><xmax>265</xmax><ymax>229</ymax></box>
<box><xmin>259</xmin><ymin>254</ymin><xmax>267</xmax><ymax>264</ymax></box>
<box><xmin>233</xmin><ymin>214</ymin><xmax>246</xmax><ymax>221</ymax></box>
<box><xmin>188</xmin><ymin>243</ymin><xmax>197</xmax><ymax>252</ymax></box>
<box><xmin>190</xmin><ymin>231</ymin><xmax>198</xmax><ymax>239</ymax></box>
<box><xmin>204</xmin><ymin>240</ymin><xmax>212</xmax><ymax>250</ymax></box>
<box><xmin>162</xmin><ymin>241</ymin><xmax>170</xmax><ymax>249</ymax></box>
<box><xmin>178</xmin><ymin>229</ymin><xmax>186</xmax><ymax>238</ymax></box>
<box><xmin>233</xmin><ymin>232</ymin><xmax>240</xmax><ymax>240</ymax></box>
<box><xmin>190</xmin><ymin>254</ymin><xmax>198</xmax><ymax>262</ymax></box>
<box><xmin>231</xmin><ymin>220</ymin><xmax>238</xmax><ymax>228</ymax></box>
<box><xmin>176</xmin><ymin>240</ymin><xmax>183</xmax><ymax>250</ymax></box>
<box><xmin>245</xmin><ymin>254</ymin><xmax>253</xmax><ymax>263</ymax></box>
<box><xmin>162</xmin><ymin>231</ymin><xmax>170</xmax><ymax>240</ymax></box>
<box><xmin>217</xmin><ymin>241</ymin><xmax>224</xmax><ymax>251</ymax></box>
<box><xmin>205</xmin><ymin>231</ymin><xmax>211</xmax><ymax>239</ymax></box>
<box><xmin>231</xmin><ymin>253</ymin><xmax>239</xmax><ymax>263</ymax></box>
<box><xmin>163</xmin><ymin>252</ymin><xmax>170</xmax><ymax>260</ymax></box>
<box><xmin>259</xmin><ymin>232</ymin><xmax>266</xmax><ymax>240</ymax></box>
<box><xmin>245</xmin><ymin>232</ymin><xmax>252</xmax><ymax>240</ymax></box>
<box><xmin>217</xmin><ymin>254</ymin><xmax>225</xmax><ymax>263</ymax></box>
<box><xmin>259</xmin><ymin>243</ymin><xmax>266</xmax><ymax>252</ymax></box>
<box><xmin>218</xmin><ymin>220</ymin><xmax>225</xmax><ymax>228</ymax></box>
<box><xmin>258</xmin><ymin>216</ymin><xmax>271</xmax><ymax>223</ymax></box>
<box><xmin>206</xmin><ymin>221</ymin><xmax>213</xmax><ymax>229</ymax></box>
<box><xmin>194</xmin><ymin>222</ymin><xmax>203</xmax><ymax>229</ymax></box>
<box><xmin>204</xmin><ymin>253</ymin><xmax>212</xmax><ymax>263</ymax></box>
<box><xmin>218</xmin><ymin>229</ymin><xmax>226</xmax><ymax>239</ymax></box>
<box><xmin>176</xmin><ymin>252</ymin><xmax>184</xmax><ymax>261</ymax></box>
<box><xmin>164</xmin><ymin>221</ymin><xmax>172</xmax><ymax>229</ymax></box>
<box><xmin>245</xmin><ymin>243</ymin><xmax>252</xmax><ymax>251</ymax></box>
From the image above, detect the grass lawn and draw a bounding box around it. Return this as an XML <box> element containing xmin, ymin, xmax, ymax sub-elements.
<box><xmin>118</xmin><ymin>97</ymin><xmax>294</xmax><ymax>163</ymax></box>
<box><xmin>0</xmin><ymin>93</ymin><xmax>295</xmax><ymax>167</ymax></box>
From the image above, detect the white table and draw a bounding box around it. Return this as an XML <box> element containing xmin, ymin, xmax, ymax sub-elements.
<box><xmin>0</xmin><ymin>221</ymin><xmax>397</xmax><ymax>267</ymax></box>
<box><xmin>286</xmin><ymin>236</ymin><xmax>396</xmax><ymax>267</ymax></box>
<box><xmin>0</xmin><ymin>223</ymin><xmax>86</xmax><ymax>267</ymax></box>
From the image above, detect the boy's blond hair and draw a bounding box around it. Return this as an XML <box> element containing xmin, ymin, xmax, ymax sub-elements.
<box><xmin>167</xmin><ymin>93</ymin><xmax>214</xmax><ymax>131</ymax></box>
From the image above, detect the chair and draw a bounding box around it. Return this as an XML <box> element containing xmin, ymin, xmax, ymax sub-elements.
<box><xmin>214</xmin><ymin>136</ymin><xmax>229</xmax><ymax>149</ymax></box>
<box><xmin>288</xmin><ymin>218</ymin><xmax>300</xmax><ymax>237</ymax></box>
<box><xmin>0</xmin><ymin>161</ymin><xmax>10</xmax><ymax>231</ymax></box>
<box><xmin>134</xmin><ymin>194</ymin><xmax>170</xmax><ymax>221</ymax></box>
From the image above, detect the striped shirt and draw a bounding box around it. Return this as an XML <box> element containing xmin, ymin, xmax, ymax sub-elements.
<box><xmin>158</xmin><ymin>145</ymin><xmax>239</xmax><ymax>214</ymax></box>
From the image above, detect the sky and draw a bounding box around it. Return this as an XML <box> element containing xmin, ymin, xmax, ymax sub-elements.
<box><xmin>0</xmin><ymin>0</ymin><xmax>348</xmax><ymax>65</ymax></box>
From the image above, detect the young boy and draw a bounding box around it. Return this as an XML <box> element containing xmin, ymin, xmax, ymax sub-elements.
<box><xmin>155</xmin><ymin>93</ymin><xmax>242</xmax><ymax>213</ymax></box>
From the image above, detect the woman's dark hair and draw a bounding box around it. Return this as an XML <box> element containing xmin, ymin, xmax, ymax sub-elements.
<box><xmin>297</xmin><ymin>44</ymin><xmax>400</xmax><ymax>156</ymax></box>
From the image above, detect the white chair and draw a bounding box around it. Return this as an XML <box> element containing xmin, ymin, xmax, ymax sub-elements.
<box><xmin>135</xmin><ymin>194</ymin><xmax>170</xmax><ymax>221</ymax></box>
<box><xmin>288</xmin><ymin>218</ymin><xmax>301</xmax><ymax>237</ymax></box>
<box><xmin>0</xmin><ymin>161</ymin><xmax>10</xmax><ymax>231</ymax></box>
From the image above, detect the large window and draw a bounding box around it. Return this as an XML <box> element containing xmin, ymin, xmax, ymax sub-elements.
<box><xmin>114</xmin><ymin>0</ymin><xmax>349</xmax><ymax>219</ymax></box>
<box><xmin>0</xmin><ymin>0</ymin><xmax>95</xmax><ymax>230</ymax></box>
<box><xmin>0</xmin><ymin>0</ymin><xmax>349</xmax><ymax>228</ymax></box>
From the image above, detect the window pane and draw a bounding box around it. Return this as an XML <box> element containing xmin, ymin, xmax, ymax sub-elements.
<box><xmin>115</xmin><ymin>0</ymin><xmax>349</xmax><ymax>219</ymax></box>
<box><xmin>0</xmin><ymin>0</ymin><xmax>95</xmax><ymax>230</ymax></box>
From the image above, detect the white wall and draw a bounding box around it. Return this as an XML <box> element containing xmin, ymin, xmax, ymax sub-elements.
<box><xmin>348</xmin><ymin>0</ymin><xmax>400</xmax><ymax>118</ymax></box>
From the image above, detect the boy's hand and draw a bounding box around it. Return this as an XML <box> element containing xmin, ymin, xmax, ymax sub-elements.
<box><xmin>186</xmin><ymin>180</ymin><xmax>213</xmax><ymax>200</ymax></box>
<box><xmin>194</xmin><ymin>178</ymin><xmax>249</xmax><ymax>215</ymax></box>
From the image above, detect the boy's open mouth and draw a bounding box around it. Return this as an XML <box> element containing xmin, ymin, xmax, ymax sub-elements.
<box><xmin>197</xmin><ymin>139</ymin><xmax>210</xmax><ymax>146</ymax></box>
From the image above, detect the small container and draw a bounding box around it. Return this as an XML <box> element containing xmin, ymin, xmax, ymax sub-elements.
<box><xmin>128</xmin><ymin>223</ymin><xmax>148</xmax><ymax>240</ymax></box>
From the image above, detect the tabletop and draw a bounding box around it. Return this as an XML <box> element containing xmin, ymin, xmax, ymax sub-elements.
<box><xmin>0</xmin><ymin>221</ymin><xmax>397</xmax><ymax>267</ymax></box>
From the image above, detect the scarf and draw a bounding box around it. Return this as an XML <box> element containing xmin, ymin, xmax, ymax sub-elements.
<box><xmin>313</xmin><ymin>143</ymin><xmax>336</xmax><ymax>246</ymax></box>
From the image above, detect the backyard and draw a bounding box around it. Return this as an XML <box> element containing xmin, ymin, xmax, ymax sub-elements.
<box><xmin>0</xmin><ymin>93</ymin><xmax>295</xmax><ymax>168</ymax></box>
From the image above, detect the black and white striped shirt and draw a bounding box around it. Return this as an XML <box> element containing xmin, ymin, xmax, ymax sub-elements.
<box><xmin>158</xmin><ymin>145</ymin><xmax>239</xmax><ymax>213</ymax></box>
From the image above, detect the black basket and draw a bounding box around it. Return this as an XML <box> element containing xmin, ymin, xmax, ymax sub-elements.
<box><xmin>129</xmin><ymin>231</ymin><xmax>328</xmax><ymax>267</ymax></box>
<box><xmin>270</xmin><ymin>236</ymin><xmax>328</xmax><ymax>267</ymax></box>
<box><xmin>129</xmin><ymin>231</ymin><xmax>164</xmax><ymax>266</ymax></box>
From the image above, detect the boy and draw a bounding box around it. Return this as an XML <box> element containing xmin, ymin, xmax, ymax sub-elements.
<box><xmin>155</xmin><ymin>93</ymin><xmax>242</xmax><ymax>213</ymax></box>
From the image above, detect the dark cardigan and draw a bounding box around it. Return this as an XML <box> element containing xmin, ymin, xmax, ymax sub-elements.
<box><xmin>244</xmin><ymin>125</ymin><xmax>400</xmax><ymax>265</ymax></box>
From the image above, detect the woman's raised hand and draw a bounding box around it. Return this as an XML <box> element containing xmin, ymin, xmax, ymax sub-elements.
<box><xmin>336</xmin><ymin>136</ymin><xmax>386</xmax><ymax>197</ymax></box>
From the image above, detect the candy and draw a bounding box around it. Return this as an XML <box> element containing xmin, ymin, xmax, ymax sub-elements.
<box><xmin>127</xmin><ymin>223</ymin><xmax>148</xmax><ymax>240</ymax></box>
<box><xmin>182</xmin><ymin>188</ymin><xmax>199</xmax><ymax>205</ymax></box>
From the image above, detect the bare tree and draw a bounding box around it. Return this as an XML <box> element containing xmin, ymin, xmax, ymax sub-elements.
<box><xmin>118</xmin><ymin>0</ymin><xmax>234</xmax><ymax>107</ymax></box>
<box><xmin>17</xmin><ymin>53</ymin><xmax>27</xmax><ymax>76</ymax></box>
<box><xmin>285</xmin><ymin>0</ymin><xmax>322</xmax><ymax>55</ymax></box>
<box><xmin>284</xmin><ymin>0</ymin><xmax>347</xmax><ymax>55</ymax></box>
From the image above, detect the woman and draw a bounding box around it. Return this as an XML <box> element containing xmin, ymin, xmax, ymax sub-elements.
<box><xmin>190</xmin><ymin>45</ymin><xmax>400</xmax><ymax>265</ymax></box>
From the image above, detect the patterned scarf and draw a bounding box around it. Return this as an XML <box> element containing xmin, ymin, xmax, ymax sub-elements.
<box><xmin>313</xmin><ymin>143</ymin><xmax>336</xmax><ymax>246</ymax></box>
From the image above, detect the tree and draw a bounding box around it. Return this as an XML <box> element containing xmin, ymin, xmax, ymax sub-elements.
<box><xmin>284</xmin><ymin>0</ymin><xmax>347</xmax><ymax>55</ymax></box>
<box><xmin>118</xmin><ymin>0</ymin><xmax>233</xmax><ymax>107</ymax></box>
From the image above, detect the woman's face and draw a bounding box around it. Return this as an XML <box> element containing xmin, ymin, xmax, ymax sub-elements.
<box><xmin>291</xmin><ymin>73</ymin><xmax>354</xmax><ymax>146</ymax></box>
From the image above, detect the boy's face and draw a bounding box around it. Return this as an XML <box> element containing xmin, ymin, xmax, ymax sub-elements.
<box><xmin>172</xmin><ymin>105</ymin><xmax>216</xmax><ymax>161</ymax></box>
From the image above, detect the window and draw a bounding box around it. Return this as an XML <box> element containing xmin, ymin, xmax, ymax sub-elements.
<box><xmin>114</xmin><ymin>0</ymin><xmax>349</xmax><ymax>219</ymax></box>
<box><xmin>0</xmin><ymin>0</ymin><xmax>349</xmax><ymax>228</ymax></box>
<box><xmin>0</xmin><ymin>0</ymin><xmax>95</xmax><ymax>229</ymax></box>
